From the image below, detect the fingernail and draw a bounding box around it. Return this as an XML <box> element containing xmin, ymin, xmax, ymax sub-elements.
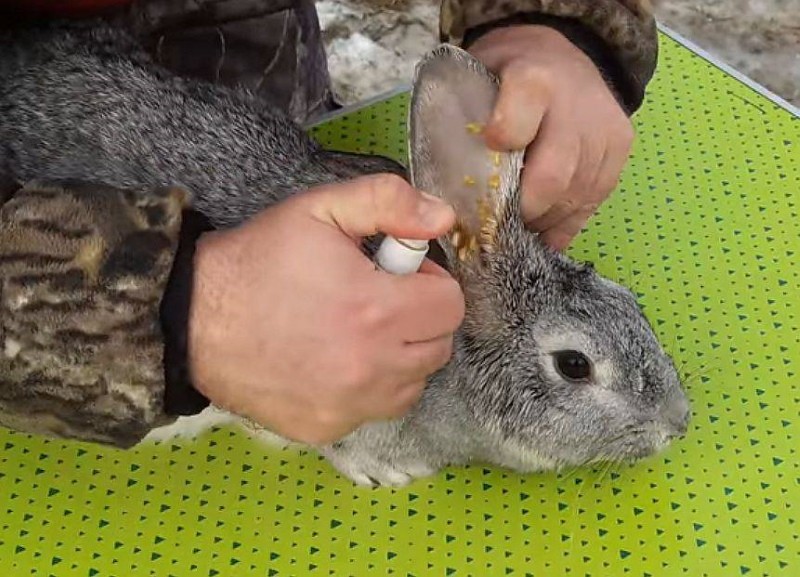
<box><xmin>417</xmin><ymin>191</ymin><xmax>451</xmax><ymax>229</ymax></box>
<box><xmin>419</xmin><ymin>191</ymin><xmax>443</xmax><ymax>204</ymax></box>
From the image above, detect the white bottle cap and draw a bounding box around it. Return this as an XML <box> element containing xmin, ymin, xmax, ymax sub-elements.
<box><xmin>375</xmin><ymin>236</ymin><xmax>429</xmax><ymax>275</ymax></box>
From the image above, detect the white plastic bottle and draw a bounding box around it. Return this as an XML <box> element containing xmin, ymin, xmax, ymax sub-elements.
<box><xmin>374</xmin><ymin>236</ymin><xmax>429</xmax><ymax>275</ymax></box>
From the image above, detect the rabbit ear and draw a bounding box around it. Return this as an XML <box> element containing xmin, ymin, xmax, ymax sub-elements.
<box><xmin>408</xmin><ymin>44</ymin><xmax>524</xmax><ymax>266</ymax></box>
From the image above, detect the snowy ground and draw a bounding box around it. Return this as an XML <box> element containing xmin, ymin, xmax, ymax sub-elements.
<box><xmin>316</xmin><ymin>0</ymin><xmax>439</xmax><ymax>104</ymax></box>
<box><xmin>317</xmin><ymin>0</ymin><xmax>800</xmax><ymax>109</ymax></box>
<box><xmin>653</xmin><ymin>0</ymin><xmax>799</xmax><ymax>107</ymax></box>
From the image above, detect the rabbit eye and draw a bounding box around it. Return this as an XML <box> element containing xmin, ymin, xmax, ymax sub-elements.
<box><xmin>553</xmin><ymin>350</ymin><xmax>593</xmax><ymax>382</ymax></box>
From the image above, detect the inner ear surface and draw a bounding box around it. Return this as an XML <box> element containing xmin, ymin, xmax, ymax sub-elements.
<box><xmin>408</xmin><ymin>46</ymin><xmax>505</xmax><ymax>237</ymax></box>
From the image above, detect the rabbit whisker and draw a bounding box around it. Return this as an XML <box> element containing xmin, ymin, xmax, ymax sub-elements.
<box><xmin>681</xmin><ymin>361</ymin><xmax>722</xmax><ymax>380</ymax></box>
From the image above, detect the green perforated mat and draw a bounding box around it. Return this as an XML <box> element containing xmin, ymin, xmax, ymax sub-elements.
<box><xmin>1</xmin><ymin>34</ymin><xmax>798</xmax><ymax>577</ymax></box>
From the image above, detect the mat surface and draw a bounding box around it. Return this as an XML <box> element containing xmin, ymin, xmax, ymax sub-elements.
<box><xmin>1</xmin><ymin>34</ymin><xmax>798</xmax><ymax>577</ymax></box>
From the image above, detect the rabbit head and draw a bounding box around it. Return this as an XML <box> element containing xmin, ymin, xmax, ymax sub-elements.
<box><xmin>409</xmin><ymin>45</ymin><xmax>690</xmax><ymax>470</ymax></box>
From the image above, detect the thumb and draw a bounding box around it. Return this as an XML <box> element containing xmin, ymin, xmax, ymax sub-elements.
<box><xmin>306</xmin><ymin>173</ymin><xmax>455</xmax><ymax>240</ymax></box>
<box><xmin>482</xmin><ymin>66</ymin><xmax>548</xmax><ymax>152</ymax></box>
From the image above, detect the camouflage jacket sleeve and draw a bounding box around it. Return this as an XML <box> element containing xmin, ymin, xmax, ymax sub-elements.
<box><xmin>0</xmin><ymin>179</ymin><xmax>209</xmax><ymax>448</ymax></box>
<box><xmin>439</xmin><ymin>0</ymin><xmax>658</xmax><ymax>113</ymax></box>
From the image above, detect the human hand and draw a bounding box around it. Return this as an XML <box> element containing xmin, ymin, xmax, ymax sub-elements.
<box><xmin>468</xmin><ymin>25</ymin><xmax>635</xmax><ymax>250</ymax></box>
<box><xmin>187</xmin><ymin>174</ymin><xmax>465</xmax><ymax>445</ymax></box>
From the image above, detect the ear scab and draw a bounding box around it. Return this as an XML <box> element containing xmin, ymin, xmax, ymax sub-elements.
<box><xmin>449</xmin><ymin>222</ymin><xmax>480</xmax><ymax>262</ymax></box>
<box><xmin>449</xmin><ymin>186</ymin><xmax>501</xmax><ymax>263</ymax></box>
<box><xmin>447</xmin><ymin>121</ymin><xmax>507</xmax><ymax>263</ymax></box>
<box><xmin>465</xmin><ymin>122</ymin><xmax>483</xmax><ymax>135</ymax></box>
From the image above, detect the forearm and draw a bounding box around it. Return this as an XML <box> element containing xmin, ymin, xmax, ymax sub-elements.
<box><xmin>0</xmin><ymin>178</ymin><xmax>207</xmax><ymax>448</ymax></box>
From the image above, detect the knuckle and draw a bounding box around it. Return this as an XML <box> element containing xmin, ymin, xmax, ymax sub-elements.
<box><xmin>581</xmin><ymin>201</ymin><xmax>601</xmax><ymax>215</ymax></box>
<box><xmin>401</xmin><ymin>390</ymin><xmax>425</xmax><ymax>414</ymax></box>
<box><xmin>336</xmin><ymin>348</ymin><xmax>373</xmax><ymax>391</ymax></box>
<box><xmin>553</xmin><ymin>197</ymin><xmax>579</xmax><ymax>215</ymax></box>
<box><xmin>388</xmin><ymin>383</ymin><xmax>425</xmax><ymax>417</ymax></box>
<box><xmin>444</xmin><ymin>282</ymin><xmax>466</xmax><ymax>327</ymax></box>
<box><xmin>618</xmin><ymin>128</ymin><xmax>635</xmax><ymax>153</ymax></box>
<box><xmin>368</xmin><ymin>173</ymin><xmax>409</xmax><ymax>206</ymax></box>
<box><xmin>313</xmin><ymin>407</ymin><xmax>343</xmax><ymax>430</ymax></box>
<box><xmin>344</xmin><ymin>292</ymin><xmax>393</xmax><ymax>332</ymax></box>
<box><xmin>375</xmin><ymin>172</ymin><xmax>408</xmax><ymax>190</ymax></box>
<box><xmin>419</xmin><ymin>280</ymin><xmax>465</xmax><ymax>332</ymax></box>
<box><xmin>507</xmin><ymin>61</ymin><xmax>553</xmax><ymax>92</ymax></box>
<box><xmin>301</xmin><ymin>423</ymin><xmax>343</xmax><ymax>446</ymax></box>
<box><xmin>365</xmin><ymin>173</ymin><xmax>417</xmax><ymax>223</ymax></box>
<box><xmin>417</xmin><ymin>338</ymin><xmax>454</xmax><ymax>375</ymax></box>
<box><xmin>547</xmin><ymin>230</ymin><xmax>574</xmax><ymax>251</ymax></box>
<box><xmin>611</xmin><ymin>116</ymin><xmax>635</xmax><ymax>147</ymax></box>
<box><xmin>585</xmin><ymin>181</ymin><xmax>611</xmax><ymax>203</ymax></box>
<box><xmin>597</xmin><ymin>174</ymin><xmax>622</xmax><ymax>195</ymax></box>
<box><xmin>286</xmin><ymin>411</ymin><xmax>341</xmax><ymax>445</ymax></box>
<box><xmin>620</xmin><ymin>120</ymin><xmax>635</xmax><ymax>143</ymax></box>
<box><xmin>358</xmin><ymin>300</ymin><xmax>392</xmax><ymax>332</ymax></box>
<box><xmin>433</xmin><ymin>338</ymin><xmax>455</xmax><ymax>368</ymax></box>
<box><xmin>534</xmin><ymin>164</ymin><xmax>573</xmax><ymax>194</ymax></box>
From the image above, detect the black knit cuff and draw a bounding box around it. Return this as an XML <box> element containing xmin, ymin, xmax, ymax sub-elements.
<box><xmin>0</xmin><ymin>174</ymin><xmax>21</xmax><ymax>208</ymax></box>
<box><xmin>160</xmin><ymin>209</ymin><xmax>215</xmax><ymax>416</ymax></box>
<box><xmin>461</xmin><ymin>13</ymin><xmax>641</xmax><ymax>115</ymax></box>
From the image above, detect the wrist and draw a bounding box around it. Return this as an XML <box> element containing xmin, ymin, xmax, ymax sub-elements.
<box><xmin>470</xmin><ymin>23</ymin><xmax>572</xmax><ymax>53</ymax></box>
<box><xmin>184</xmin><ymin>223</ymin><xmax>244</xmax><ymax>403</ymax></box>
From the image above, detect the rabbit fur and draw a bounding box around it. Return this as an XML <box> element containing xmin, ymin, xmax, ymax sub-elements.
<box><xmin>0</xmin><ymin>20</ymin><xmax>690</xmax><ymax>487</ymax></box>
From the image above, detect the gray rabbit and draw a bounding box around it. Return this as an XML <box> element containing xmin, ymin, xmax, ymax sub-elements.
<box><xmin>0</xmin><ymin>20</ymin><xmax>404</xmax><ymax>228</ymax></box>
<box><xmin>319</xmin><ymin>45</ymin><xmax>691</xmax><ymax>486</ymax></box>
<box><xmin>0</xmin><ymin>21</ymin><xmax>690</xmax><ymax>487</ymax></box>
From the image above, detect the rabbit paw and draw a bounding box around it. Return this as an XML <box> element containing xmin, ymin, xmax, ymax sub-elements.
<box><xmin>143</xmin><ymin>405</ymin><xmax>240</xmax><ymax>443</ymax></box>
<box><xmin>323</xmin><ymin>449</ymin><xmax>436</xmax><ymax>488</ymax></box>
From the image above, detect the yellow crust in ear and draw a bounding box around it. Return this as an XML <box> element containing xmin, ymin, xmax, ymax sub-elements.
<box><xmin>449</xmin><ymin>189</ymin><xmax>502</xmax><ymax>263</ymax></box>
<box><xmin>447</xmin><ymin>131</ymin><xmax>511</xmax><ymax>263</ymax></box>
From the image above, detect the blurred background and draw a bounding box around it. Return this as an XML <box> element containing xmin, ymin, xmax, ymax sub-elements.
<box><xmin>316</xmin><ymin>0</ymin><xmax>799</xmax><ymax>108</ymax></box>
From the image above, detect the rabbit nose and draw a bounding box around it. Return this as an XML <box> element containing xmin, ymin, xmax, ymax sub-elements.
<box><xmin>667</xmin><ymin>414</ymin><xmax>689</xmax><ymax>438</ymax></box>
<box><xmin>664</xmin><ymin>395</ymin><xmax>691</xmax><ymax>438</ymax></box>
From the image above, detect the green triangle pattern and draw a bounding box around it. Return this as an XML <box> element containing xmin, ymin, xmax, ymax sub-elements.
<box><xmin>0</xmin><ymin>34</ymin><xmax>797</xmax><ymax>576</ymax></box>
